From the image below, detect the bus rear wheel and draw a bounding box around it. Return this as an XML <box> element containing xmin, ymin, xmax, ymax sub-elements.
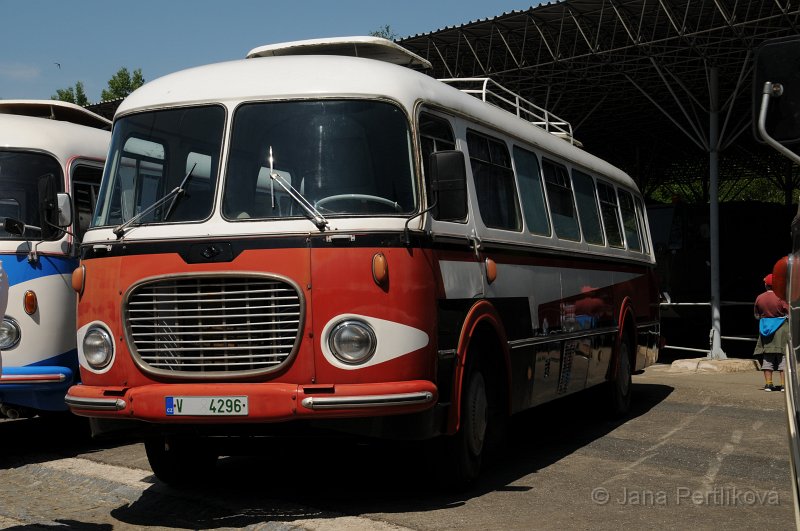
<box><xmin>608</xmin><ymin>340</ymin><xmax>632</xmax><ymax>417</ymax></box>
<box><xmin>144</xmin><ymin>435</ymin><xmax>217</xmax><ymax>487</ymax></box>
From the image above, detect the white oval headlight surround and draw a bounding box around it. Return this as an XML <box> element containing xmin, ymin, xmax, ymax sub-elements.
<box><xmin>0</xmin><ymin>317</ymin><xmax>21</xmax><ymax>349</ymax></box>
<box><xmin>83</xmin><ymin>326</ymin><xmax>114</xmax><ymax>369</ymax></box>
<box><xmin>329</xmin><ymin>320</ymin><xmax>377</xmax><ymax>365</ymax></box>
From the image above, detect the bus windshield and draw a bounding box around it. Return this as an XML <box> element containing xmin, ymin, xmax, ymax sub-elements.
<box><xmin>93</xmin><ymin>105</ymin><xmax>224</xmax><ymax>228</ymax></box>
<box><xmin>0</xmin><ymin>150</ymin><xmax>62</xmax><ymax>240</ymax></box>
<box><xmin>222</xmin><ymin>100</ymin><xmax>416</xmax><ymax>220</ymax></box>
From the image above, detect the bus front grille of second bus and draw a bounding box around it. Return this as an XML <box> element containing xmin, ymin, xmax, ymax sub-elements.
<box><xmin>123</xmin><ymin>273</ymin><xmax>304</xmax><ymax>379</ymax></box>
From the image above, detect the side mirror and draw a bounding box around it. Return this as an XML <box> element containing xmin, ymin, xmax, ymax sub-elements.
<box><xmin>38</xmin><ymin>173</ymin><xmax>59</xmax><ymax>240</ymax></box>
<box><xmin>753</xmin><ymin>37</ymin><xmax>800</xmax><ymax>145</ymax></box>
<box><xmin>429</xmin><ymin>150</ymin><xmax>468</xmax><ymax>222</ymax></box>
<box><xmin>57</xmin><ymin>193</ymin><xmax>72</xmax><ymax>227</ymax></box>
<box><xmin>773</xmin><ymin>255</ymin><xmax>790</xmax><ymax>302</ymax></box>
<box><xmin>3</xmin><ymin>217</ymin><xmax>26</xmax><ymax>237</ymax></box>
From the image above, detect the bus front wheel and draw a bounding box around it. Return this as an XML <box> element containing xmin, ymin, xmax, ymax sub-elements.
<box><xmin>442</xmin><ymin>366</ymin><xmax>489</xmax><ymax>488</ymax></box>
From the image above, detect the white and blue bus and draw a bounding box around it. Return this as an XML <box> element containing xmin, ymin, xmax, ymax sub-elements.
<box><xmin>0</xmin><ymin>100</ymin><xmax>109</xmax><ymax>418</ymax></box>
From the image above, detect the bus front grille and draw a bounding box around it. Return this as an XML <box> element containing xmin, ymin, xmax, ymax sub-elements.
<box><xmin>124</xmin><ymin>274</ymin><xmax>303</xmax><ymax>378</ymax></box>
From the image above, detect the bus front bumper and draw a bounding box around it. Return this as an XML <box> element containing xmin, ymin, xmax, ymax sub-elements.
<box><xmin>0</xmin><ymin>366</ymin><xmax>75</xmax><ymax>411</ymax></box>
<box><xmin>65</xmin><ymin>380</ymin><xmax>438</xmax><ymax>423</ymax></box>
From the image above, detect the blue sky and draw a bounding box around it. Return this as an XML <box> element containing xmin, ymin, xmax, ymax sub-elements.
<box><xmin>1</xmin><ymin>0</ymin><xmax>539</xmax><ymax>102</ymax></box>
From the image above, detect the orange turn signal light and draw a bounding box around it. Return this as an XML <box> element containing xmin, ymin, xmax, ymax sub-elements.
<box><xmin>485</xmin><ymin>258</ymin><xmax>497</xmax><ymax>284</ymax></box>
<box><xmin>72</xmin><ymin>264</ymin><xmax>85</xmax><ymax>295</ymax></box>
<box><xmin>372</xmin><ymin>252</ymin><xmax>388</xmax><ymax>286</ymax></box>
<box><xmin>23</xmin><ymin>290</ymin><xmax>37</xmax><ymax>315</ymax></box>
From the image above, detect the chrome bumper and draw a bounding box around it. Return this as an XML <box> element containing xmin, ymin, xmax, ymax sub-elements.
<box><xmin>64</xmin><ymin>395</ymin><xmax>126</xmax><ymax>411</ymax></box>
<box><xmin>301</xmin><ymin>391</ymin><xmax>434</xmax><ymax>410</ymax></box>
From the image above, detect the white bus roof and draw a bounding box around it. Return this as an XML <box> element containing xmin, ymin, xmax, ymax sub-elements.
<box><xmin>0</xmin><ymin>113</ymin><xmax>110</xmax><ymax>163</ymax></box>
<box><xmin>117</xmin><ymin>38</ymin><xmax>636</xmax><ymax>190</ymax></box>
<box><xmin>0</xmin><ymin>100</ymin><xmax>111</xmax><ymax>130</ymax></box>
<box><xmin>246</xmin><ymin>36</ymin><xmax>432</xmax><ymax>70</ymax></box>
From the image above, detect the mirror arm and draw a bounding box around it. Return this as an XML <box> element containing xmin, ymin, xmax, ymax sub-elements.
<box><xmin>758</xmin><ymin>81</ymin><xmax>800</xmax><ymax>165</ymax></box>
<box><xmin>28</xmin><ymin>240</ymin><xmax>42</xmax><ymax>264</ymax></box>
<box><xmin>403</xmin><ymin>197</ymin><xmax>438</xmax><ymax>247</ymax></box>
<box><xmin>42</xmin><ymin>217</ymin><xmax>77</xmax><ymax>242</ymax></box>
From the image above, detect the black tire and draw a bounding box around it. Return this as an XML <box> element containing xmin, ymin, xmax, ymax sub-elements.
<box><xmin>144</xmin><ymin>436</ymin><xmax>217</xmax><ymax>487</ymax></box>
<box><xmin>608</xmin><ymin>340</ymin><xmax>632</xmax><ymax>417</ymax></box>
<box><xmin>442</xmin><ymin>366</ymin><xmax>490</xmax><ymax>489</ymax></box>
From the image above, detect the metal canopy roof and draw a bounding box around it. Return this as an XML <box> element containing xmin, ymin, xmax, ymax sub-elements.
<box><xmin>399</xmin><ymin>0</ymin><xmax>800</xmax><ymax>200</ymax></box>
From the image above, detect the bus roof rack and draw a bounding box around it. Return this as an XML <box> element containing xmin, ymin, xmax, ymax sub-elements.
<box><xmin>438</xmin><ymin>78</ymin><xmax>580</xmax><ymax>146</ymax></box>
<box><xmin>246</xmin><ymin>36</ymin><xmax>432</xmax><ymax>70</ymax></box>
<box><xmin>0</xmin><ymin>100</ymin><xmax>111</xmax><ymax>130</ymax></box>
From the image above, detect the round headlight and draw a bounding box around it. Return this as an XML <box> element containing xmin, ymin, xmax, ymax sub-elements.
<box><xmin>0</xmin><ymin>317</ymin><xmax>21</xmax><ymax>350</ymax></box>
<box><xmin>329</xmin><ymin>320</ymin><xmax>377</xmax><ymax>365</ymax></box>
<box><xmin>83</xmin><ymin>327</ymin><xmax>114</xmax><ymax>369</ymax></box>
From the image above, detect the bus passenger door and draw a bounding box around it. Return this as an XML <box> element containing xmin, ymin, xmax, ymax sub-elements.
<box><xmin>420</xmin><ymin>113</ymin><xmax>485</xmax><ymax>303</ymax></box>
<box><xmin>427</xmin><ymin>155</ymin><xmax>485</xmax><ymax>303</ymax></box>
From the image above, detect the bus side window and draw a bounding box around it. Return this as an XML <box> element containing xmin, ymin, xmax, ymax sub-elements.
<box><xmin>618</xmin><ymin>189</ymin><xmax>643</xmax><ymax>252</ymax></box>
<box><xmin>571</xmin><ymin>169</ymin><xmax>604</xmax><ymax>245</ymax></box>
<box><xmin>512</xmin><ymin>145</ymin><xmax>551</xmax><ymax>236</ymax></box>
<box><xmin>72</xmin><ymin>165</ymin><xmax>102</xmax><ymax>241</ymax></box>
<box><xmin>542</xmin><ymin>158</ymin><xmax>580</xmax><ymax>241</ymax></box>
<box><xmin>419</xmin><ymin>113</ymin><xmax>458</xmax><ymax>221</ymax></box>
<box><xmin>466</xmin><ymin>130</ymin><xmax>521</xmax><ymax>231</ymax></box>
<box><xmin>597</xmin><ymin>180</ymin><xmax>624</xmax><ymax>248</ymax></box>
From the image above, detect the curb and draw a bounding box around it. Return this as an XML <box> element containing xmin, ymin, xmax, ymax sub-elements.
<box><xmin>668</xmin><ymin>357</ymin><xmax>759</xmax><ymax>373</ymax></box>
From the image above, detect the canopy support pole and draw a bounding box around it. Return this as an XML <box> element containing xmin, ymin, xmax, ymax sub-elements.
<box><xmin>709</xmin><ymin>66</ymin><xmax>727</xmax><ymax>359</ymax></box>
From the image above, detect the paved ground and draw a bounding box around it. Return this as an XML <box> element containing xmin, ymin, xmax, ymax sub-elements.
<box><xmin>0</xmin><ymin>364</ymin><xmax>795</xmax><ymax>530</ymax></box>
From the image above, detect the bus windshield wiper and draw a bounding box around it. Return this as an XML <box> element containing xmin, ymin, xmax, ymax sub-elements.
<box><xmin>113</xmin><ymin>163</ymin><xmax>196</xmax><ymax>238</ymax></box>
<box><xmin>267</xmin><ymin>147</ymin><xmax>328</xmax><ymax>231</ymax></box>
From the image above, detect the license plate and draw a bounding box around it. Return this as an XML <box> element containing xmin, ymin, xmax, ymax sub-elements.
<box><xmin>165</xmin><ymin>396</ymin><xmax>248</xmax><ymax>416</ymax></box>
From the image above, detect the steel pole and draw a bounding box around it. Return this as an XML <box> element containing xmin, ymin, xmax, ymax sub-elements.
<box><xmin>709</xmin><ymin>66</ymin><xmax>727</xmax><ymax>359</ymax></box>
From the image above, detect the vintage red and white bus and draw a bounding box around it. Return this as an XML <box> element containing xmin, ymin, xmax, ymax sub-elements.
<box><xmin>65</xmin><ymin>36</ymin><xmax>660</xmax><ymax>486</ymax></box>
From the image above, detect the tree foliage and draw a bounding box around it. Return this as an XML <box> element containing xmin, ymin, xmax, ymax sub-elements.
<box><xmin>51</xmin><ymin>81</ymin><xmax>88</xmax><ymax>106</ymax></box>
<box><xmin>101</xmin><ymin>67</ymin><xmax>145</xmax><ymax>101</ymax></box>
<box><xmin>369</xmin><ymin>25</ymin><xmax>397</xmax><ymax>40</ymax></box>
<box><xmin>51</xmin><ymin>67</ymin><xmax>145</xmax><ymax>105</ymax></box>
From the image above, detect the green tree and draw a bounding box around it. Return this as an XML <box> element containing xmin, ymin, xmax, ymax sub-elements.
<box><xmin>101</xmin><ymin>67</ymin><xmax>145</xmax><ymax>101</ymax></box>
<box><xmin>369</xmin><ymin>25</ymin><xmax>397</xmax><ymax>40</ymax></box>
<box><xmin>51</xmin><ymin>81</ymin><xmax>88</xmax><ymax>106</ymax></box>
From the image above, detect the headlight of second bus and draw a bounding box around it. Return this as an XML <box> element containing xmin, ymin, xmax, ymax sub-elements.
<box><xmin>83</xmin><ymin>326</ymin><xmax>114</xmax><ymax>369</ymax></box>
<box><xmin>0</xmin><ymin>317</ymin><xmax>21</xmax><ymax>349</ymax></box>
<box><xmin>328</xmin><ymin>320</ymin><xmax>377</xmax><ymax>365</ymax></box>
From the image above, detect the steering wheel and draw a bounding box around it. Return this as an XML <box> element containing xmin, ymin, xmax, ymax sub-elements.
<box><xmin>314</xmin><ymin>194</ymin><xmax>402</xmax><ymax>213</ymax></box>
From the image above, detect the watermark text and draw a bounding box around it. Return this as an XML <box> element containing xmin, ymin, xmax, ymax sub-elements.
<box><xmin>590</xmin><ymin>486</ymin><xmax>780</xmax><ymax>507</ymax></box>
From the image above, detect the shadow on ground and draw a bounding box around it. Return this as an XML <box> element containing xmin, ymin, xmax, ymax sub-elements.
<box><xmin>5</xmin><ymin>521</ymin><xmax>112</xmax><ymax>531</ymax></box>
<box><xmin>0</xmin><ymin>413</ymin><xmax>126</xmax><ymax>470</ymax></box>
<box><xmin>105</xmin><ymin>382</ymin><xmax>674</xmax><ymax>529</ymax></box>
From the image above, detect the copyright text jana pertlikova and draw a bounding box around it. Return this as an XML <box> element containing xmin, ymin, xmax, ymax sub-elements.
<box><xmin>590</xmin><ymin>486</ymin><xmax>780</xmax><ymax>507</ymax></box>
